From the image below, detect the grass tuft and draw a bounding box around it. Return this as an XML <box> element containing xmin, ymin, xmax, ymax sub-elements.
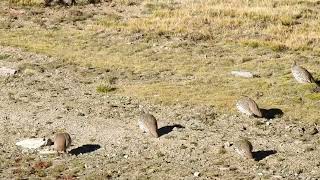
<box><xmin>96</xmin><ymin>85</ymin><xmax>116</xmax><ymax>93</ymax></box>
<box><xmin>0</xmin><ymin>54</ymin><xmax>10</xmax><ymax>60</ymax></box>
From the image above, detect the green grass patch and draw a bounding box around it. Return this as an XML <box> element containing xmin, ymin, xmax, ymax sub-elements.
<box><xmin>0</xmin><ymin>54</ymin><xmax>10</xmax><ymax>60</ymax></box>
<box><xmin>96</xmin><ymin>85</ymin><xmax>116</xmax><ymax>93</ymax></box>
<box><xmin>241</xmin><ymin>39</ymin><xmax>288</xmax><ymax>52</ymax></box>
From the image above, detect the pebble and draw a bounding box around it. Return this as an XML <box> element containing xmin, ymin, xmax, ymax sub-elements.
<box><xmin>39</xmin><ymin>149</ymin><xmax>58</xmax><ymax>155</ymax></box>
<box><xmin>194</xmin><ymin>172</ymin><xmax>200</xmax><ymax>177</ymax></box>
<box><xmin>308</xmin><ymin>127</ymin><xmax>318</xmax><ymax>135</ymax></box>
<box><xmin>224</xmin><ymin>142</ymin><xmax>231</xmax><ymax>147</ymax></box>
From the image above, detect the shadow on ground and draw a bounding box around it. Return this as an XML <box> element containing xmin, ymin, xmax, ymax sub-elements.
<box><xmin>261</xmin><ymin>108</ymin><xmax>284</xmax><ymax>119</ymax></box>
<box><xmin>313</xmin><ymin>86</ymin><xmax>320</xmax><ymax>93</ymax></box>
<box><xmin>158</xmin><ymin>124</ymin><xmax>185</xmax><ymax>137</ymax></box>
<box><xmin>69</xmin><ymin>144</ymin><xmax>101</xmax><ymax>155</ymax></box>
<box><xmin>253</xmin><ymin>150</ymin><xmax>277</xmax><ymax>161</ymax></box>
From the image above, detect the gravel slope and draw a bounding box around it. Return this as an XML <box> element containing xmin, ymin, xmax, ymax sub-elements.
<box><xmin>0</xmin><ymin>46</ymin><xmax>320</xmax><ymax>179</ymax></box>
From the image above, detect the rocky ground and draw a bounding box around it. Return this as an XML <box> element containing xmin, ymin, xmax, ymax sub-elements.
<box><xmin>0</xmin><ymin>45</ymin><xmax>320</xmax><ymax>179</ymax></box>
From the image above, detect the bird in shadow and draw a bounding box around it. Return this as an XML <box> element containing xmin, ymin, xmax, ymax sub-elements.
<box><xmin>69</xmin><ymin>144</ymin><xmax>101</xmax><ymax>156</ymax></box>
<box><xmin>260</xmin><ymin>108</ymin><xmax>284</xmax><ymax>119</ymax></box>
<box><xmin>157</xmin><ymin>124</ymin><xmax>185</xmax><ymax>137</ymax></box>
<box><xmin>252</xmin><ymin>150</ymin><xmax>277</xmax><ymax>161</ymax></box>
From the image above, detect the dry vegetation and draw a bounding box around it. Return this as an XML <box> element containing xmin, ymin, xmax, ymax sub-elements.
<box><xmin>0</xmin><ymin>0</ymin><xmax>319</xmax><ymax>123</ymax></box>
<box><xmin>1</xmin><ymin>1</ymin><xmax>320</xmax><ymax>178</ymax></box>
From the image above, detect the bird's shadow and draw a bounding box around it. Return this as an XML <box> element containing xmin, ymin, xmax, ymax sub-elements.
<box><xmin>69</xmin><ymin>144</ymin><xmax>101</xmax><ymax>156</ymax></box>
<box><xmin>261</xmin><ymin>108</ymin><xmax>284</xmax><ymax>119</ymax></box>
<box><xmin>313</xmin><ymin>85</ymin><xmax>320</xmax><ymax>93</ymax></box>
<box><xmin>158</xmin><ymin>124</ymin><xmax>185</xmax><ymax>137</ymax></box>
<box><xmin>253</xmin><ymin>150</ymin><xmax>277</xmax><ymax>161</ymax></box>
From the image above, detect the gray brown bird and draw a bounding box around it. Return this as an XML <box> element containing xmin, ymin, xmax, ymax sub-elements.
<box><xmin>236</xmin><ymin>97</ymin><xmax>263</xmax><ymax>118</ymax></box>
<box><xmin>44</xmin><ymin>0</ymin><xmax>75</xmax><ymax>6</ymax></box>
<box><xmin>53</xmin><ymin>133</ymin><xmax>72</xmax><ymax>153</ymax></box>
<box><xmin>139</xmin><ymin>112</ymin><xmax>159</xmax><ymax>138</ymax></box>
<box><xmin>291</xmin><ymin>61</ymin><xmax>316</xmax><ymax>84</ymax></box>
<box><xmin>233</xmin><ymin>139</ymin><xmax>254</xmax><ymax>159</ymax></box>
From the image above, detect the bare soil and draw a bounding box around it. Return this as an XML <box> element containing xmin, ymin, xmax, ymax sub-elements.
<box><xmin>1</xmin><ymin>46</ymin><xmax>320</xmax><ymax>179</ymax></box>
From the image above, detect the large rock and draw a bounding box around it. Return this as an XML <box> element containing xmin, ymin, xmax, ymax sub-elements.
<box><xmin>16</xmin><ymin>138</ymin><xmax>49</xmax><ymax>149</ymax></box>
<box><xmin>231</xmin><ymin>71</ymin><xmax>255</xmax><ymax>78</ymax></box>
<box><xmin>0</xmin><ymin>67</ymin><xmax>17</xmax><ymax>76</ymax></box>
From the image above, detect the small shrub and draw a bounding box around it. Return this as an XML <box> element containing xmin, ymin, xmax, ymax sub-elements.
<box><xmin>0</xmin><ymin>54</ymin><xmax>10</xmax><ymax>60</ymax></box>
<box><xmin>9</xmin><ymin>0</ymin><xmax>41</xmax><ymax>6</ymax></box>
<box><xmin>96</xmin><ymin>85</ymin><xmax>116</xmax><ymax>93</ymax></box>
<box><xmin>305</xmin><ymin>93</ymin><xmax>320</xmax><ymax>101</ymax></box>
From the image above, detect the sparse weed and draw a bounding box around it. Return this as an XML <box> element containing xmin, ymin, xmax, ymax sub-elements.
<box><xmin>96</xmin><ymin>85</ymin><xmax>116</xmax><ymax>93</ymax></box>
<box><xmin>9</xmin><ymin>0</ymin><xmax>41</xmax><ymax>6</ymax></box>
<box><xmin>0</xmin><ymin>54</ymin><xmax>10</xmax><ymax>60</ymax></box>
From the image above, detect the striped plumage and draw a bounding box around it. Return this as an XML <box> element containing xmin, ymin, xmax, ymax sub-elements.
<box><xmin>291</xmin><ymin>61</ymin><xmax>316</xmax><ymax>84</ymax></box>
<box><xmin>139</xmin><ymin>112</ymin><xmax>159</xmax><ymax>138</ymax></box>
<box><xmin>53</xmin><ymin>133</ymin><xmax>72</xmax><ymax>153</ymax></box>
<box><xmin>233</xmin><ymin>139</ymin><xmax>254</xmax><ymax>159</ymax></box>
<box><xmin>44</xmin><ymin>0</ymin><xmax>76</xmax><ymax>6</ymax></box>
<box><xmin>236</xmin><ymin>97</ymin><xmax>263</xmax><ymax>118</ymax></box>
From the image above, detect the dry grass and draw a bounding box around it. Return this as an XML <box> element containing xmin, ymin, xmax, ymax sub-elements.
<box><xmin>0</xmin><ymin>0</ymin><xmax>319</xmax><ymax>122</ymax></box>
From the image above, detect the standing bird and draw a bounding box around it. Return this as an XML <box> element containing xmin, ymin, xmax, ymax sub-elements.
<box><xmin>236</xmin><ymin>97</ymin><xmax>263</xmax><ymax>118</ymax></box>
<box><xmin>53</xmin><ymin>132</ymin><xmax>72</xmax><ymax>153</ymax></box>
<box><xmin>233</xmin><ymin>139</ymin><xmax>254</xmax><ymax>159</ymax></box>
<box><xmin>138</xmin><ymin>111</ymin><xmax>159</xmax><ymax>138</ymax></box>
<box><xmin>291</xmin><ymin>61</ymin><xmax>317</xmax><ymax>84</ymax></box>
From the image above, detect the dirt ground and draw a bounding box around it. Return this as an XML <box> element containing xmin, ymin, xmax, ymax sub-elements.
<box><xmin>0</xmin><ymin>45</ymin><xmax>319</xmax><ymax>179</ymax></box>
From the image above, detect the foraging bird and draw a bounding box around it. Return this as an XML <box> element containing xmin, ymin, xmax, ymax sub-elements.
<box><xmin>233</xmin><ymin>139</ymin><xmax>254</xmax><ymax>159</ymax></box>
<box><xmin>61</xmin><ymin>0</ymin><xmax>76</xmax><ymax>5</ymax></box>
<box><xmin>291</xmin><ymin>61</ymin><xmax>317</xmax><ymax>84</ymax></box>
<box><xmin>139</xmin><ymin>112</ymin><xmax>159</xmax><ymax>138</ymax></box>
<box><xmin>44</xmin><ymin>0</ymin><xmax>75</xmax><ymax>6</ymax></box>
<box><xmin>53</xmin><ymin>133</ymin><xmax>72</xmax><ymax>153</ymax></box>
<box><xmin>236</xmin><ymin>97</ymin><xmax>263</xmax><ymax>118</ymax></box>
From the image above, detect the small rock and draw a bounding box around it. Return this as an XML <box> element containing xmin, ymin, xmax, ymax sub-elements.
<box><xmin>308</xmin><ymin>127</ymin><xmax>318</xmax><ymax>135</ymax></box>
<box><xmin>77</xmin><ymin>112</ymin><xmax>85</xmax><ymax>116</ymax></box>
<box><xmin>16</xmin><ymin>138</ymin><xmax>49</xmax><ymax>149</ymax></box>
<box><xmin>193</xmin><ymin>172</ymin><xmax>200</xmax><ymax>177</ymax></box>
<box><xmin>272</xmin><ymin>175</ymin><xmax>283</xmax><ymax>179</ymax></box>
<box><xmin>224</xmin><ymin>142</ymin><xmax>231</xmax><ymax>147</ymax></box>
<box><xmin>39</xmin><ymin>149</ymin><xmax>58</xmax><ymax>155</ymax></box>
<box><xmin>217</xmin><ymin>145</ymin><xmax>226</xmax><ymax>154</ymax></box>
<box><xmin>0</xmin><ymin>67</ymin><xmax>17</xmax><ymax>76</ymax></box>
<box><xmin>274</xmin><ymin>54</ymin><xmax>281</xmax><ymax>58</ymax></box>
<box><xmin>147</xmin><ymin>168</ymin><xmax>156</xmax><ymax>173</ymax></box>
<box><xmin>313</xmin><ymin>86</ymin><xmax>320</xmax><ymax>93</ymax></box>
<box><xmin>231</xmin><ymin>71</ymin><xmax>255</xmax><ymax>78</ymax></box>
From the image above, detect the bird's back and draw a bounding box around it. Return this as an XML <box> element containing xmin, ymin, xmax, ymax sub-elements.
<box><xmin>234</xmin><ymin>139</ymin><xmax>253</xmax><ymax>159</ymax></box>
<box><xmin>236</xmin><ymin>97</ymin><xmax>262</xmax><ymax>117</ymax></box>
<box><xmin>139</xmin><ymin>113</ymin><xmax>158</xmax><ymax>138</ymax></box>
<box><xmin>292</xmin><ymin>65</ymin><xmax>315</xmax><ymax>83</ymax></box>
